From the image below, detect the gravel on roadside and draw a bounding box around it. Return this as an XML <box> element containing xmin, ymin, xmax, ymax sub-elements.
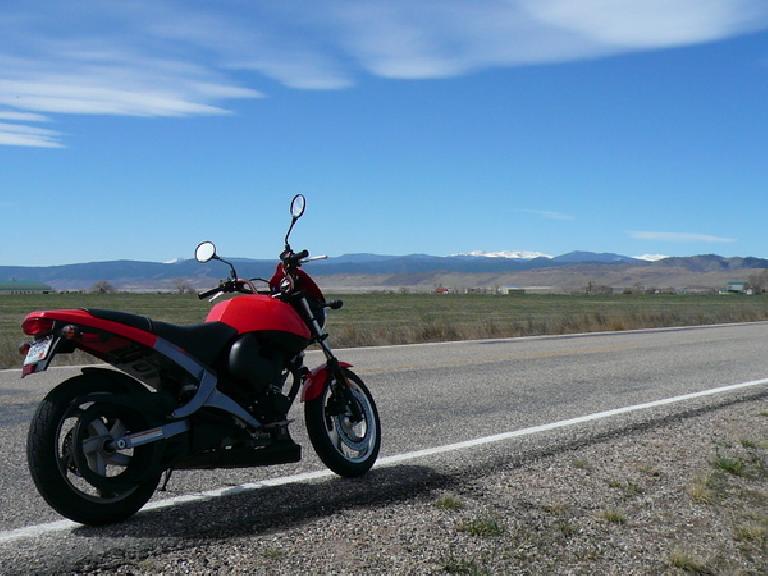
<box><xmin>65</xmin><ymin>393</ymin><xmax>768</xmax><ymax>576</ymax></box>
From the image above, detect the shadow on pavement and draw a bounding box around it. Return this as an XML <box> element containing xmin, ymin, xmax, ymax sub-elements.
<box><xmin>72</xmin><ymin>463</ymin><xmax>454</xmax><ymax>541</ymax></box>
<box><xmin>71</xmin><ymin>389</ymin><xmax>768</xmax><ymax>544</ymax></box>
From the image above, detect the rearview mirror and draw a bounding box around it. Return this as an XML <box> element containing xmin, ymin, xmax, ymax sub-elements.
<box><xmin>195</xmin><ymin>241</ymin><xmax>217</xmax><ymax>263</ymax></box>
<box><xmin>290</xmin><ymin>194</ymin><xmax>305</xmax><ymax>219</ymax></box>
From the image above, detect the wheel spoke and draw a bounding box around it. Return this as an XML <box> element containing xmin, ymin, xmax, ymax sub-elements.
<box><xmin>109</xmin><ymin>419</ymin><xmax>126</xmax><ymax>439</ymax></box>
<box><xmin>81</xmin><ymin>437</ymin><xmax>103</xmax><ymax>455</ymax></box>
<box><xmin>332</xmin><ymin>423</ymin><xmax>344</xmax><ymax>453</ymax></box>
<box><xmin>89</xmin><ymin>419</ymin><xmax>109</xmax><ymax>437</ymax></box>
<box><xmin>95</xmin><ymin>452</ymin><xmax>107</xmax><ymax>476</ymax></box>
<box><xmin>106</xmin><ymin>453</ymin><xmax>130</xmax><ymax>467</ymax></box>
<box><xmin>86</xmin><ymin>450</ymin><xmax>108</xmax><ymax>477</ymax></box>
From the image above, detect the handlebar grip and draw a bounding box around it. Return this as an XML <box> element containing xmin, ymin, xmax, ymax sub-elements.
<box><xmin>327</xmin><ymin>299</ymin><xmax>344</xmax><ymax>310</ymax></box>
<box><xmin>296</xmin><ymin>249</ymin><xmax>309</xmax><ymax>259</ymax></box>
<box><xmin>198</xmin><ymin>283</ymin><xmax>225</xmax><ymax>299</ymax></box>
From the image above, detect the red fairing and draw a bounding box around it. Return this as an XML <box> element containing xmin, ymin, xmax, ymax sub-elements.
<box><xmin>206</xmin><ymin>295</ymin><xmax>311</xmax><ymax>339</ymax></box>
<box><xmin>301</xmin><ymin>361</ymin><xmax>353</xmax><ymax>402</ymax></box>
<box><xmin>21</xmin><ymin>309</ymin><xmax>157</xmax><ymax>347</ymax></box>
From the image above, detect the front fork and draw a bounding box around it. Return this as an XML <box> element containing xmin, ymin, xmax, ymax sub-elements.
<box><xmin>296</xmin><ymin>295</ymin><xmax>363</xmax><ymax>422</ymax></box>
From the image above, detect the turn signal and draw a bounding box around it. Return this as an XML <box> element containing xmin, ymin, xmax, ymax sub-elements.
<box><xmin>22</xmin><ymin>317</ymin><xmax>55</xmax><ymax>336</ymax></box>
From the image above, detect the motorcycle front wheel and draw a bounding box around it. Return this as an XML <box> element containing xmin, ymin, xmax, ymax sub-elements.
<box><xmin>27</xmin><ymin>373</ymin><xmax>161</xmax><ymax>526</ymax></box>
<box><xmin>304</xmin><ymin>369</ymin><xmax>380</xmax><ymax>477</ymax></box>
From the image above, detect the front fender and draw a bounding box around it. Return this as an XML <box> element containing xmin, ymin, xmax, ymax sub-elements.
<box><xmin>301</xmin><ymin>361</ymin><xmax>353</xmax><ymax>402</ymax></box>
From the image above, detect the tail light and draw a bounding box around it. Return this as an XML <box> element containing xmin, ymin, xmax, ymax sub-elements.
<box><xmin>22</xmin><ymin>317</ymin><xmax>55</xmax><ymax>336</ymax></box>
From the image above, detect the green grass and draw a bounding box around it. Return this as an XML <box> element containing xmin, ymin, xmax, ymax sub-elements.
<box><xmin>5</xmin><ymin>292</ymin><xmax>768</xmax><ymax>368</ymax></box>
<box><xmin>608</xmin><ymin>479</ymin><xmax>642</xmax><ymax>496</ymax></box>
<box><xmin>637</xmin><ymin>463</ymin><xmax>661</xmax><ymax>477</ymax></box>
<box><xmin>435</xmin><ymin>494</ymin><xmax>465</xmax><ymax>511</ymax></box>
<box><xmin>713</xmin><ymin>456</ymin><xmax>747</xmax><ymax>477</ymax></box>
<box><xmin>458</xmin><ymin>516</ymin><xmax>504</xmax><ymax>538</ymax></box>
<box><xmin>669</xmin><ymin>550</ymin><xmax>711</xmax><ymax>574</ymax></box>
<box><xmin>440</xmin><ymin>557</ymin><xmax>488</xmax><ymax>575</ymax></box>
<box><xmin>572</xmin><ymin>458</ymin><xmax>592</xmax><ymax>471</ymax></box>
<box><xmin>262</xmin><ymin>547</ymin><xmax>285</xmax><ymax>560</ymax></box>
<box><xmin>688</xmin><ymin>474</ymin><xmax>715</xmax><ymax>504</ymax></box>
<box><xmin>598</xmin><ymin>510</ymin><xmax>627</xmax><ymax>524</ymax></box>
<box><xmin>556</xmin><ymin>520</ymin><xmax>576</xmax><ymax>537</ymax></box>
<box><xmin>542</xmin><ymin>502</ymin><xmax>569</xmax><ymax>515</ymax></box>
<box><xmin>734</xmin><ymin>523</ymin><xmax>766</xmax><ymax>543</ymax></box>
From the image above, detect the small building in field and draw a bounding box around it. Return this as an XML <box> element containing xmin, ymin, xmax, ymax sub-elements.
<box><xmin>723</xmin><ymin>280</ymin><xmax>751</xmax><ymax>295</ymax></box>
<box><xmin>0</xmin><ymin>280</ymin><xmax>54</xmax><ymax>295</ymax></box>
<box><xmin>499</xmin><ymin>286</ymin><xmax>526</xmax><ymax>295</ymax></box>
<box><xmin>434</xmin><ymin>287</ymin><xmax>450</xmax><ymax>295</ymax></box>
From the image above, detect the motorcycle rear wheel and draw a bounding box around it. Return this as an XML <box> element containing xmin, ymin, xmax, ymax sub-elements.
<box><xmin>27</xmin><ymin>372</ymin><xmax>161</xmax><ymax>526</ymax></box>
<box><xmin>304</xmin><ymin>369</ymin><xmax>380</xmax><ymax>477</ymax></box>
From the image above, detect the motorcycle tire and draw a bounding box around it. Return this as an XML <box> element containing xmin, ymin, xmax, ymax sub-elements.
<box><xmin>304</xmin><ymin>368</ymin><xmax>380</xmax><ymax>477</ymax></box>
<box><xmin>27</xmin><ymin>372</ymin><xmax>161</xmax><ymax>526</ymax></box>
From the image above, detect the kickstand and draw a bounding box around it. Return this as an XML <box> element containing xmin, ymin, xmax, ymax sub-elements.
<box><xmin>159</xmin><ymin>468</ymin><xmax>174</xmax><ymax>492</ymax></box>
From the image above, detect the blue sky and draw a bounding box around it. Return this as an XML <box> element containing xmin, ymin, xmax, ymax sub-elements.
<box><xmin>1</xmin><ymin>1</ymin><xmax>768</xmax><ymax>266</ymax></box>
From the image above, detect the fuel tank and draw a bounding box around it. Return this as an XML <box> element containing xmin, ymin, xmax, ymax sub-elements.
<box><xmin>206</xmin><ymin>295</ymin><xmax>311</xmax><ymax>340</ymax></box>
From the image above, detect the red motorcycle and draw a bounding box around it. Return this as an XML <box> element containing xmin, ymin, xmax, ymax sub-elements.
<box><xmin>21</xmin><ymin>195</ymin><xmax>380</xmax><ymax>525</ymax></box>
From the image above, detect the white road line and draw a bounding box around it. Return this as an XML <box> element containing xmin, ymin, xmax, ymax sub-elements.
<box><xmin>1</xmin><ymin>377</ymin><xmax>766</xmax><ymax>544</ymax></box>
<box><xmin>3</xmin><ymin>320</ymin><xmax>767</xmax><ymax>373</ymax></box>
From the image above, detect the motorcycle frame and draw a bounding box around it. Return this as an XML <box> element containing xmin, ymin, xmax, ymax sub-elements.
<box><xmin>22</xmin><ymin>292</ymin><xmax>347</xmax><ymax>453</ymax></box>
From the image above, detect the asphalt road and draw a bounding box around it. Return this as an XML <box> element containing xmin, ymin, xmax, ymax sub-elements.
<box><xmin>1</xmin><ymin>322</ymin><xmax>767</xmax><ymax>573</ymax></box>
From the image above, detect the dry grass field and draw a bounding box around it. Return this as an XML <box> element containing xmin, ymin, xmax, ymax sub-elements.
<box><xmin>3</xmin><ymin>292</ymin><xmax>768</xmax><ymax>369</ymax></box>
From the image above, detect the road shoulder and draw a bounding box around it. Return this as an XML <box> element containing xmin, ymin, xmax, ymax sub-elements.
<box><xmin>4</xmin><ymin>393</ymin><xmax>760</xmax><ymax>575</ymax></box>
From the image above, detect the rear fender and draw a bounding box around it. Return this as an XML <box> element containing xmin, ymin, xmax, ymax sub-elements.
<box><xmin>301</xmin><ymin>361</ymin><xmax>353</xmax><ymax>403</ymax></box>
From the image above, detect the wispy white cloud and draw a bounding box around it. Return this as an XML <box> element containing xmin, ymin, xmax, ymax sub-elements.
<box><xmin>629</xmin><ymin>230</ymin><xmax>736</xmax><ymax>243</ymax></box>
<box><xmin>516</xmin><ymin>209</ymin><xmax>575</xmax><ymax>221</ymax></box>
<box><xmin>0</xmin><ymin>3</ymin><xmax>264</xmax><ymax>147</ymax></box>
<box><xmin>0</xmin><ymin>122</ymin><xmax>62</xmax><ymax>148</ymax></box>
<box><xmin>2</xmin><ymin>0</ymin><xmax>767</xmax><ymax>147</ymax></box>
<box><xmin>334</xmin><ymin>0</ymin><xmax>768</xmax><ymax>78</ymax></box>
<box><xmin>523</xmin><ymin>0</ymin><xmax>767</xmax><ymax>48</ymax></box>
<box><xmin>0</xmin><ymin>110</ymin><xmax>48</xmax><ymax>122</ymax></box>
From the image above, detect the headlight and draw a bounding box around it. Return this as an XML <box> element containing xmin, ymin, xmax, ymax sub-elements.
<box><xmin>280</xmin><ymin>276</ymin><xmax>294</xmax><ymax>294</ymax></box>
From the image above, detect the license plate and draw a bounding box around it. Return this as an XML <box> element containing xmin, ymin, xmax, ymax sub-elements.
<box><xmin>24</xmin><ymin>336</ymin><xmax>53</xmax><ymax>366</ymax></box>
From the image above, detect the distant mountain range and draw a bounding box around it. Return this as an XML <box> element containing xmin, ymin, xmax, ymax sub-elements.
<box><xmin>2</xmin><ymin>251</ymin><xmax>768</xmax><ymax>292</ymax></box>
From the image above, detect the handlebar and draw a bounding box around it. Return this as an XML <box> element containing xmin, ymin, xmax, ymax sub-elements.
<box><xmin>198</xmin><ymin>285</ymin><xmax>223</xmax><ymax>299</ymax></box>
<box><xmin>199</xmin><ymin>249</ymin><xmax>330</xmax><ymax>301</ymax></box>
<box><xmin>281</xmin><ymin>249</ymin><xmax>309</xmax><ymax>268</ymax></box>
<box><xmin>301</xmin><ymin>254</ymin><xmax>328</xmax><ymax>264</ymax></box>
<box><xmin>197</xmin><ymin>279</ymin><xmax>255</xmax><ymax>300</ymax></box>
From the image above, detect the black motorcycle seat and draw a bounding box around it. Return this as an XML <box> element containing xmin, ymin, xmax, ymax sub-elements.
<box><xmin>86</xmin><ymin>309</ymin><xmax>237</xmax><ymax>366</ymax></box>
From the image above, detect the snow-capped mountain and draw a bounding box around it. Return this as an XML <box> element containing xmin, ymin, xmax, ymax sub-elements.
<box><xmin>634</xmin><ymin>254</ymin><xmax>668</xmax><ymax>262</ymax></box>
<box><xmin>452</xmin><ymin>250</ymin><xmax>552</xmax><ymax>260</ymax></box>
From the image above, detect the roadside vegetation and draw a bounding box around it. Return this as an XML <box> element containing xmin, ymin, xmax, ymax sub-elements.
<box><xmin>3</xmin><ymin>292</ymin><xmax>768</xmax><ymax>368</ymax></box>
